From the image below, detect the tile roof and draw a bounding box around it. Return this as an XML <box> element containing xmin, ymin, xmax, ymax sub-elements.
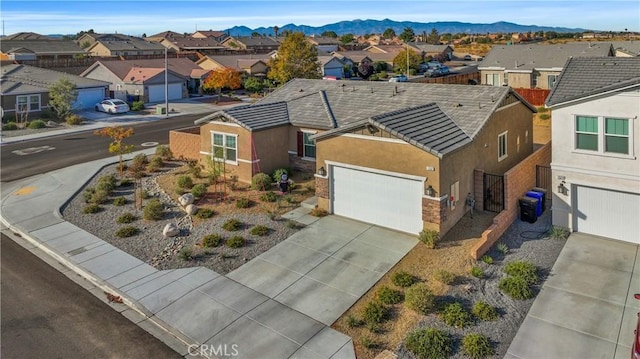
<box><xmin>545</xmin><ymin>57</ymin><xmax>640</xmax><ymax>106</ymax></box>
<box><xmin>123</xmin><ymin>67</ymin><xmax>164</xmax><ymax>83</ymax></box>
<box><xmin>193</xmin><ymin>30</ymin><xmax>227</xmax><ymax>38</ymax></box>
<box><xmin>201</xmin><ymin>54</ymin><xmax>272</xmax><ymax>71</ymax></box>
<box><xmin>409</xmin><ymin>43</ymin><xmax>453</xmax><ymax>53</ymax></box>
<box><xmin>93</xmin><ymin>39</ymin><xmax>166</xmax><ymax>51</ymax></box>
<box><xmin>223</xmin><ymin>36</ymin><xmax>280</xmax><ymax>48</ymax></box>
<box><xmin>84</xmin><ymin>58</ymin><xmax>205</xmax><ymax>79</ymax></box>
<box><xmin>332</xmin><ymin>50</ymin><xmax>393</xmax><ymax>63</ymax></box>
<box><xmin>610</xmin><ymin>40</ymin><xmax>640</xmax><ymax>56</ymax></box>
<box><xmin>1</xmin><ymin>64</ymin><xmax>110</xmax><ymax>95</ymax></box>
<box><xmin>3</xmin><ymin>32</ymin><xmax>53</xmax><ymax>40</ymax></box>
<box><xmin>0</xmin><ymin>40</ymin><xmax>85</xmax><ymax>55</ymax></box>
<box><xmin>307</xmin><ymin>36</ymin><xmax>341</xmax><ymax>45</ymax></box>
<box><xmin>162</xmin><ymin>37</ymin><xmax>224</xmax><ymax>49</ymax></box>
<box><xmin>479</xmin><ymin>42</ymin><xmax>614</xmax><ymax>71</ymax></box>
<box><xmin>195</xmin><ymin>102</ymin><xmax>290</xmax><ymax>131</ymax></box>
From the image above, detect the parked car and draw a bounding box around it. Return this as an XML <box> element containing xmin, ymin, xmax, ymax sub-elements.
<box><xmin>463</xmin><ymin>54</ymin><xmax>473</xmax><ymax>61</ymax></box>
<box><xmin>388</xmin><ymin>75</ymin><xmax>408</xmax><ymax>82</ymax></box>
<box><xmin>95</xmin><ymin>99</ymin><xmax>130</xmax><ymax>114</ymax></box>
<box><xmin>425</xmin><ymin>66</ymin><xmax>450</xmax><ymax>78</ymax></box>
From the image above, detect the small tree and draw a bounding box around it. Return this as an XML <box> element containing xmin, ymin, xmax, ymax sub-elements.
<box><xmin>203</xmin><ymin>68</ymin><xmax>242</xmax><ymax>101</ymax></box>
<box><xmin>94</xmin><ymin>126</ymin><xmax>135</xmax><ymax>177</ymax></box>
<box><xmin>399</xmin><ymin>27</ymin><xmax>416</xmax><ymax>43</ymax></box>
<box><xmin>268</xmin><ymin>32</ymin><xmax>320</xmax><ymax>84</ymax></box>
<box><xmin>383</xmin><ymin>28</ymin><xmax>396</xmax><ymax>39</ymax></box>
<box><xmin>243</xmin><ymin>76</ymin><xmax>265</xmax><ymax>94</ymax></box>
<box><xmin>393</xmin><ymin>48</ymin><xmax>421</xmax><ymax>75</ymax></box>
<box><xmin>49</xmin><ymin>78</ymin><xmax>78</xmax><ymax>121</ymax></box>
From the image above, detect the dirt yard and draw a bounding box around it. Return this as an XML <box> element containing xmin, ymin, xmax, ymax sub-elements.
<box><xmin>533</xmin><ymin>111</ymin><xmax>551</xmax><ymax>148</ymax></box>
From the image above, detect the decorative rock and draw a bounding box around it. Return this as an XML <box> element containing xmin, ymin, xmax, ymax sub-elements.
<box><xmin>163</xmin><ymin>223</ymin><xmax>179</xmax><ymax>237</ymax></box>
<box><xmin>185</xmin><ymin>204</ymin><xmax>198</xmax><ymax>215</ymax></box>
<box><xmin>178</xmin><ymin>193</ymin><xmax>194</xmax><ymax>206</ymax></box>
<box><xmin>46</xmin><ymin>120</ymin><xmax>58</xmax><ymax>127</ymax></box>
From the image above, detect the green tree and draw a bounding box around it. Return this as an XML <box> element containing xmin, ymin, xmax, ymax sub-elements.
<box><xmin>321</xmin><ymin>31</ymin><xmax>338</xmax><ymax>38</ymax></box>
<box><xmin>251</xmin><ymin>31</ymin><xmax>261</xmax><ymax>37</ymax></box>
<box><xmin>383</xmin><ymin>28</ymin><xmax>396</xmax><ymax>39</ymax></box>
<box><xmin>273</xmin><ymin>26</ymin><xmax>279</xmax><ymax>38</ymax></box>
<box><xmin>268</xmin><ymin>32</ymin><xmax>320</xmax><ymax>84</ymax></box>
<box><xmin>339</xmin><ymin>33</ymin><xmax>355</xmax><ymax>44</ymax></box>
<box><xmin>243</xmin><ymin>76</ymin><xmax>265</xmax><ymax>93</ymax></box>
<box><xmin>399</xmin><ymin>27</ymin><xmax>415</xmax><ymax>43</ymax></box>
<box><xmin>393</xmin><ymin>48</ymin><xmax>421</xmax><ymax>74</ymax></box>
<box><xmin>427</xmin><ymin>28</ymin><xmax>440</xmax><ymax>44</ymax></box>
<box><xmin>49</xmin><ymin>78</ymin><xmax>78</xmax><ymax>121</ymax></box>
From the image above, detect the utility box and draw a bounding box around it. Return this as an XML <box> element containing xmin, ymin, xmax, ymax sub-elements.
<box><xmin>156</xmin><ymin>106</ymin><xmax>166</xmax><ymax>115</ymax></box>
<box><xmin>519</xmin><ymin>197</ymin><xmax>538</xmax><ymax>223</ymax></box>
<box><xmin>526</xmin><ymin>191</ymin><xmax>544</xmax><ymax>217</ymax></box>
<box><xmin>531</xmin><ymin>187</ymin><xmax>548</xmax><ymax>213</ymax></box>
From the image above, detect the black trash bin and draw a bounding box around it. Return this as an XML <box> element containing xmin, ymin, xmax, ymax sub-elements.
<box><xmin>531</xmin><ymin>187</ymin><xmax>548</xmax><ymax>213</ymax></box>
<box><xmin>519</xmin><ymin>196</ymin><xmax>538</xmax><ymax>223</ymax></box>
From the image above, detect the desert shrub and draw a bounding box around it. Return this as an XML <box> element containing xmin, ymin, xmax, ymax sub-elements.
<box><xmin>132</xmin><ymin>153</ymin><xmax>148</xmax><ymax>167</ymax></box>
<box><xmin>362</xmin><ymin>301</ymin><xmax>390</xmax><ymax>324</ymax></box>
<box><xmin>179</xmin><ymin>247</ymin><xmax>193</xmax><ymax>261</ymax></box>
<box><xmin>504</xmin><ymin>261</ymin><xmax>538</xmax><ymax>284</ymax></box>
<box><xmin>284</xmin><ymin>194</ymin><xmax>297</xmax><ymax>204</ymax></box>
<box><xmin>143</xmin><ymin>199</ymin><xmax>164</xmax><ymax>220</ymax></box>
<box><xmin>96</xmin><ymin>181</ymin><xmax>115</xmax><ymax>195</ymax></box>
<box><xmin>251</xmin><ymin>173</ymin><xmax>272</xmax><ymax>191</ymax></box>
<box><xmin>83</xmin><ymin>187</ymin><xmax>95</xmax><ymax>202</ymax></box>
<box><xmin>405</xmin><ymin>283</ymin><xmax>436</xmax><ymax>314</ymax></box>
<box><xmin>83</xmin><ymin>204</ymin><xmax>102</xmax><ymax>214</ymax></box>
<box><xmin>536</xmin><ymin>106</ymin><xmax>549</xmax><ymax>113</ymax></box>
<box><xmin>28</xmin><ymin>120</ymin><xmax>47</xmax><ymax>129</ymax></box>
<box><xmin>195</xmin><ymin>208</ymin><xmax>215</xmax><ymax>219</ymax></box>
<box><xmin>259</xmin><ymin>191</ymin><xmax>278</xmax><ymax>202</ymax></box>
<box><xmin>434</xmin><ymin>269</ymin><xmax>456</xmax><ymax>285</ymax></box>
<box><xmin>155</xmin><ymin>145</ymin><xmax>173</xmax><ymax>160</ymax></box>
<box><xmin>226</xmin><ymin>235</ymin><xmax>245</xmax><ymax>248</ymax></box>
<box><xmin>202</xmin><ymin>234</ymin><xmax>223</xmax><ymax>248</ymax></box>
<box><xmin>310</xmin><ymin>207</ymin><xmax>328</xmax><ymax>217</ymax></box>
<box><xmin>235</xmin><ymin>197</ymin><xmax>253</xmax><ymax>208</ymax></box>
<box><xmin>472</xmin><ymin>301</ymin><xmax>498</xmax><ymax>321</ymax></box>
<box><xmin>496</xmin><ymin>242</ymin><xmax>509</xmax><ymax>255</ymax></box>
<box><xmin>2</xmin><ymin>122</ymin><xmax>18</xmax><ymax>131</ymax></box>
<box><xmin>549</xmin><ymin>226</ymin><xmax>569</xmax><ymax>240</ymax></box>
<box><xmin>115</xmin><ymin>226</ymin><xmax>139</xmax><ymax>238</ymax></box>
<box><xmin>462</xmin><ymin>333</ymin><xmax>494</xmax><ymax>359</ymax></box>
<box><xmin>272</xmin><ymin>168</ymin><xmax>291</xmax><ymax>183</ymax></box>
<box><xmin>222</xmin><ymin>218</ymin><xmax>243</xmax><ymax>231</ymax></box>
<box><xmin>130</xmin><ymin>101</ymin><xmax>145</xmax><ymax>111</ymax></box>
<box><xmin>346</xmin><ymin>314</ymin><xmax>365</xmax><ymax>328</ymax></box>
<box><xmin>481</xmin><ymin>255</ymin><xmax>494</xmax><ymax>265</ymax></box>
<box><xmin>285</xmin><ymin>220</ymin><xmax>298</xmax><ymax>229</ymax></box>
<box><xmin>360</xmin><ymin>336</ymin><xmax>379</xmax><ymax>349</ymax></box>
<box><xmin>191</xmin><ymin>183</ymin><xmax>207</xmax><ymax>198</ymax></box>
<box><xmin>150</xmin><ymin>156</ymin><xmax>164</xmax><ymax>168</ymax></box>
<box><xmin>99</xmin><ymin>174</ymin><xmax>117</xmax><ymax>186</ymax></box>
<box><xmin>249</xmin><ymin>225</ymin><xmax>270</xmax><ymax>236</ymax></box>
<box><xmin>113</xmin><ymin>196</ymin><xmax>127</xmax><ymax>206</ymax></box>
<box><xmin>90</xmin><ymin>189</ymin><xmax>110</xmax><ymax>204</ymax></box>
<box><xmin>141</xmin><ymin>189</ymin><xmax>151</xmax><ymax>199</ymax></box>
<box><xmin>499</xmin><ymin>276</ymin><xmax>534</xmax><ymax>300</ymax></box>
<box><xmin>392</xmin><ymin>271</ymin><xmax>416</xmax><ymax>287</ymax></box>
<box><xmin>377</xmin><ymin>286</ymin><xmax>403</xmax><ymax>305</ymax></box>
<box><xmin>470</xmin><ymin>266</ymin><xmax>484</xmax><ymax>278</ymax></box>
<box><xmin>539</xmin><ymin>113</ymin><xmax>550</xmax><ymax>120</ymax></box>
<box><xmin>65</xmin><ymin>114</ymin><xmax>83</xmax><ymax>125</ymax></box>
<box><xmin>419</xmin><ymin>229</ymin><xmax>440</xmax><ymax>249</ymax></box>
<box><xmin>186</xmin><ymin>160</ymin><xmax>202</xmax><ymax>178</ymax></box>
<box><xmin>117</xmin><ymin>212</ymin><xmax>136</xmax><ymax>224</ymax></box>
<box><xmin>177</xmin><ymin>175</ymin><xmax>194</xmax><ymax>189</ymax></box>
<box><xmin>440</xmin><ymin>302</ymin><xmax>473</xmax><ymax>328</ymax></box>
<box><xmin>119</xmin><ymin>178</ymin><xmax>133</xmax><ymax>187</ymax></box>
<box><xmin>405</xmin><ymin>328</ymin><xmax>452</xmax><ymax>359</ymax></box>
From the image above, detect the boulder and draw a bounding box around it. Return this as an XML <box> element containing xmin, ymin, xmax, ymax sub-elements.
<box><xmin>46</xmin><ymin>120</ymin><xmax>58</xmax><ymax>127</ymax></box>
<box><xmin>178</xmin><ymin>193</ymin><xmax>194</xmax><ymax>206</ymax></box>
<box><xmin>185</xmin><ymin>204</ymin><xmax>198</xmax><ymax>215</ymax></box>
<box><xmin>163</xmin><ymin>223</ymin><xmax>179</xmax><ymax>237</ymax></box>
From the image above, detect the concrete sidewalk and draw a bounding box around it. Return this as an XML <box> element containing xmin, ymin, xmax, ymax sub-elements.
<box><xmin>0</xmin><ymin>151</ymin><xmax>417</xmax><ymax>358</ymax></box>
<box><xmin>506</xmin><ymin>233</ymin><xmax>640</xmax><ymax>359</ymax></box>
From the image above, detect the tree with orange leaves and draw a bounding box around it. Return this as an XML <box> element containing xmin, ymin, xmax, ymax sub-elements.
<box><xmin>94</xmin><ymin>126</ymin><xmax>135</xmax><ymax>177</ymax></box>
<box><xmin>203</xmin><ymin>67</ymin><xmax>242</xmax><ymax>102</ymax></box>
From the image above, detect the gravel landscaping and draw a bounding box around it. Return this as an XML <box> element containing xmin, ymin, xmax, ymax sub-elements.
<box><xmin>61</xmin><ymin>161</ymin><xmax>304</xmax><ymax>274</ymax></box>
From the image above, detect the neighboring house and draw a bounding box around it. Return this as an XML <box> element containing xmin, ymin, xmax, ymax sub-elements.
<box><xmin>318</xmin><ymin>56</ymin><xmax>345</xmax><ymax>78</ymax></box>
<box><xmin>610</xmin><ymin>41</ymin><xmax>640</xmax><ymax>57</ymax></box>
<box><xmin>2</xmin><ymin>32</ymin><xmax>54</xmax><ymax>40</ymax></box>
<box><xmin>0</xmin><ymin>64</ymin><xmax>109</xmax><ymax>116</ymax></box>
<box><xmin>196</xmin><ymin>54</ymin><xmax>271</xmax><ymax>76</ymax></box>
<box><xmin>189</xmin><ymin>79</ymin><xmax>535</xmax><ymax>236</ymax></box>
<box><xmin>191</xmin><ymin>30</ymin><xmax>229</xmax><ymax>43</ymax></box>
<box><xmin>80</xmin><ymin>58</ymin><xmax>206</xmax><ymax>101</ymax></box>
<box><xmin>408</xmin><ymin>43</ymin><xmax>455</xmax><ymax>61</ymax></box>
<box><xmin>306</xmin><ymin>36</ymin><xmax>341</xmax><ymax>53</ymax></box>
<box><xmin>221</xmin><ymin>36</ymin><xmax>280</xmax><ymax>53</ymax></box>
<box><xmin>84</xmin><ymin>35</ymin><xmax>166</xmax><ymax>57</ymax></box>
<box><xmin>332</xmin><ymin>51</ymin><xmax>393</xmax><ymax>71</ymax></box>
<box><xmin>479</xmin><ymin>42</ymin><xmax>614</xmax><ymax>89</ymax></box>
<box><xmin>144</xmin><ymin>31</ymin><xmax>185</xmax><ymax>43</ymax></box>
<box><xmin>158</xmin><ymin>36</ymin><xmax>225</xmax><ymax>53</ymax></box>
<box><xmin>0</xmin><ymin>39</ymin><xmax>86</xmax><ymax>60</ymax></box>
<box><xmin>545</xmin><ymin>57</ymin><xmax>640</xmax><ymax>244</ymax></box>
<box><xmin>76</xmin><ymin>33</ymin><xmax>140</xmax><ymax>48</ymax></box>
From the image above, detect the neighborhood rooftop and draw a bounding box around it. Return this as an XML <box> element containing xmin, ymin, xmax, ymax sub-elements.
<box><xmin>546</xmin><ymin>57</ymin><xmax>640</xmax><ymax>106</ymax></box>
<box><xmin>1</xmin><ymin>64</ymin><xmax>110</xmax><ymax>95</ymax></box>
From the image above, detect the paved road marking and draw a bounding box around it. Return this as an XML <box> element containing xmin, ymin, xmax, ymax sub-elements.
<box><xmin>12</xmin><ymin>146</ymin><xmax>56</xmax><ymax>156</ymax></box>
<box><xmin>14</xmin><ymin>186</ymin><xmax>36</xmax><ymax>196</ymax></box>
<box><xmin>141</xmin><ymin>142</ymin><xmax>159</xmax><ymax>147</ymax></box>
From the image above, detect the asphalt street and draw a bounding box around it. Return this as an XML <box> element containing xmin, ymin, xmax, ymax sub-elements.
<box><xmin>0</xmin><ymin>233</ymin><xmax>182</xmax><ymax>359</ymax></box>
<box><xmin>0</xmin><ymin>113</ymin><xmax>202</xmax><ymax>182</ymax></box>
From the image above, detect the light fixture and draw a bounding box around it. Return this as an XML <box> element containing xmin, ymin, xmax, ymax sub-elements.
<box><xmin>317</xmin><ymin>166</ymin><xmax>326</xmax><ymax>176</ymax></box>
<box><xmin>557</xmin><ymin>181</ymin><xmax>568</xmax><ymax>195</ymax></box>
<box><xmin>425</xmin><ymin>185</ymin><xmax>435</xmax><ymax>197</ymax></box>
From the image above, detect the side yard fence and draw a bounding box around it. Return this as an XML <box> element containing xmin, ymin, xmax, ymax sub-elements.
<box><xmin>470</xmin><ymin>141</ymin><xmax>551</xmax><ymax>259</ymax></box>
<box><xmin>169</xmin><ymin>127</ymin><xmax>201</xmax><ymax>161</ymax></box>
<box><xmin>514</xmin><ymin>88</ymin><xmax>551</xmax><ymax>107</ymax></box>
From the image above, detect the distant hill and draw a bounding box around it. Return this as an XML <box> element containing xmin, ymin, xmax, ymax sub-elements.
<box><xmin>224</xmin><ymin>19</ymin><xmax>587</xmax><ymax>37</ymax></box>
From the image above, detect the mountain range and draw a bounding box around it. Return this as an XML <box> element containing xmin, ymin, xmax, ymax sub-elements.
<box><xmin>224</xmin><ymin>19</ymin><xmax>587</xmax><ymax>37</ymax></box>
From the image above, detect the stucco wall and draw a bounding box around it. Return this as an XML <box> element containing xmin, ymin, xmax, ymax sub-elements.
<box><xmin>480</xmin><ymin>70</ymin><xmax>504</xmax><ymax>86</ymax></box>
<box><xmin>200</xmin><ymin>122</ymin><xmax>253</xmax><ymax>183</ymax></box>
<box><xmin>252</xmin><ymin>126</ymin><xmax>290</xmax><ymax>176</ymax></box>
<box><xmin>506</xmin><ymin>72</ymin><xmax>532</xmax><ymax>89</ymax></box>
<box><xmin>169</xmin><ymin>127</ymin><xmax>200</xmax><ymax>161</ymax></box>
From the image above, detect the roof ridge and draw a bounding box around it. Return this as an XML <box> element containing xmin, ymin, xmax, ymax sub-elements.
<box><xmin>318</xmin><ymin>90</ymin><xmax>338</xmax><ymax>128</ymax></box>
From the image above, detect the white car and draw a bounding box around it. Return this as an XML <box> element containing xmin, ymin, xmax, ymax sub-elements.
<box><xmin>388</xmin><ymin>75</ymin><xmax>408</xmax><ymax>82</ymax></box>
<box><xmin>95</xmin><ymin>99</ymin><xmax>130</xmax><ymax>114</ymax></box>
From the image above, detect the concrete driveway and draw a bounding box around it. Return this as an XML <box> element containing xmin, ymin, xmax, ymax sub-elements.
<box><xmin>507</xmin><ymin>232</ymin><xmax>640</xmax><ymax>359</ymax></box>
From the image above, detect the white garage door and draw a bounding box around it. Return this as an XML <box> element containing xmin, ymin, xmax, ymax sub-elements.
<box><xmin>332</xmin><ymin>166</ymin><xmax>424</xmax><ymax>234</ymax></box>
<box><xmin>574</xmin><ymin>186</ymin><xmax>640</xmax><ymax>244</ymax></box>
<box><xmin>74</xmin><ymin>88</ymin><xmax>105</xmax><ymax>109</ymax></box>
<box><xmin>147</xmin><ymin>83</ymin><xmax>182</xmax><ymax>103</ymax></box>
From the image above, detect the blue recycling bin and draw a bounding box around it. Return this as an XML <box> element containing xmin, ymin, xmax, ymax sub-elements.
<box><xmin>526</xmin><ymin>191</ymin><xmax>543</xmax><ymax>217</ymax></box>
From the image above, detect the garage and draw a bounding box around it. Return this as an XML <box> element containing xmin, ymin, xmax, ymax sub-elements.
<box><xmin>147</xmin><ymin>83</ymin><xmax>183</xmax><ymax>103</ymax></box>
<box><xmin>331</xmin><ymin>165</ymin><xmax>424</xmax><ymax>234</ymax></box>
<box><xmin>74</xmin><ymin>87</ymin><xmax>106</xmax><ymax>109</ymax></box>
<box><xmin>574</xmin><ymin>186</ymin><xmax>640</xmax><ymax>244</ymax></box>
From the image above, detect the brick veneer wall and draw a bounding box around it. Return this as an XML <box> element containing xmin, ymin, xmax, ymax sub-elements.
<box><xmin>315</xmin><ymin>175</ymin><xmax>329</xmax><ymax>199</ymax></box>
<box><xmin>422</xmin><ymin>196</ymin><xmax>447</xmax><ymax>229</ymax></box>
<box><xmin>470</xmin><ymin>142</ymin><xmax>552</xmax><ymax>259</ymax></box>
<box><xmin>169</xmin><ymin>127</ymin><xmax>200</xmax><ymax>161</ymax></box>
<box><xmin>473</xmin><ymin>169</ymin><xmax>484</xmax><ymax>211</ymax></box>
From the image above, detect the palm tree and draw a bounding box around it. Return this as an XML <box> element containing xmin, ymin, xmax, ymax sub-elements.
<box><xmin>273</xmin><ymin>26</ymin><xmax>279</xmax><ymax>38</ymax></box>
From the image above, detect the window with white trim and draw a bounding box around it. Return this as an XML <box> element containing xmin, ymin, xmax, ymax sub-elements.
<box><xmin>16</xmin><ymin>94</ymin><xmax>41</xmax><ymax>112</ymax></box>
<box><xmin>303</xmin><ymin>132</ymin><xmax>316</xmax><ymax>158</ymax></box>
<box><xmin>485</xmin><ymin>73</ymin><xmax>500</xmax><ymax>86</ymax></box>
<box><xmin>498</xmin><ymin>131</ymin><xmax>508</xmax><ymax>161</ymax></box>
<box><xmin>575</xmin><ymin>115</ymin><xmax>632</xmax><ymax>156</ymax></box>
<box><xmin>212</xmin><ymin>132</ymin><xmax>237</xmax><ymax>163</ymax></box>
<box><xmin>547</xmin><ymin>75</ymin><xmax>558</xmax><ymax>89</ymax></box>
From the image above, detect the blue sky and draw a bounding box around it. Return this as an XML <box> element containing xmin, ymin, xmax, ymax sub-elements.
<box><xmin>1</xmin><ymin>0</ymin><xmax>638</xmax><ymax>36</ymax></box>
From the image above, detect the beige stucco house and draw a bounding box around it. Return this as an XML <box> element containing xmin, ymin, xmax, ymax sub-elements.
<box><xmin>545</xmin><ymin>57</ymin><xmax>640</xmax><ymax>244</ymax></box>
<box><xmin>188</xmin><ymin>79</ymin><xmax>535</xmax><ymax>236</ymax></box>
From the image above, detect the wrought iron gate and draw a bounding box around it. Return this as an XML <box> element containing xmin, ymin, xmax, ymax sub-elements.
<box><xmin>483</xmin><ymin>173</ymin><xmax>504</xmax><ymax>212</ymax></box>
